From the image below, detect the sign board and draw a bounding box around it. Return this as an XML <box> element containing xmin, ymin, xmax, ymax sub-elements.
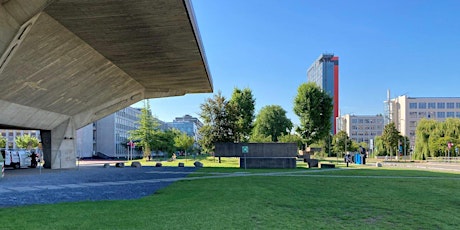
<box><xmin>242</xmin><ymin>146</ymin><xmax>249</xmax><ymax>154</ymax></box>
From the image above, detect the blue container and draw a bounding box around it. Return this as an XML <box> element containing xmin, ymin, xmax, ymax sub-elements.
<box><xmin>355</xmin><ymin>153</ymin><xmax>361</xmax><ymax>165</ymax></box>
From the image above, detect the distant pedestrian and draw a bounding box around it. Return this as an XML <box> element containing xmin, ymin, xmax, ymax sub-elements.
<box><xmin>30</xmin><ymin>152</ymin><xmax>38</xmax><ymax>168</ymax></box>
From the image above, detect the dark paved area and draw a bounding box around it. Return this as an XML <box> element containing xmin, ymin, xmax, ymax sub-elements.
<box><xmin>0</xmin><ymin>163</ymin><xmax>196</xmax><ymax>208</ymax></box>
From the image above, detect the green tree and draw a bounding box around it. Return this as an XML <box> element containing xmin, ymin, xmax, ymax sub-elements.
<box><xmin>158</xmin><ymin>129</ymin><xmax>179</xmax><ymax>156</ymax></box>
<box><xmin>174</xmin><ymin>131</ymin><xmax>195</xmax><ymax>156</ymax></box>
<box><xmin>129</xmin><ymin>100</ymin><xmax>159</xmax><ymax>158</ymax></box>
<box><xmin>0</xmin><ymin>135</ymin><xmax>6</xmax><ymax>148</ymax></box>
<box><xmin>230</xmin><ymin>87</ymin><xmax>256</xmax><ymax>142</ymax></box>
<box><xmin>415</xmin><ymin>118</ymin><xmax>437</xmax><ymax>159</ymax></box>
<box><xmin>373</xmin><ymin>136</ymin><xmax>387</xmax><ymax>156</ymax></box>
<box><xmin>332</xmin><ymin>131</ymin><xmax>352</xmax><ymax>158</ymax></box>
<box><xmin>278</xmin><ymin>133</ymin><xmax>304</xmax><ymax>150</ymax></box>
<box><xmin>252</xmin><ymin>105</ymin><xmax>293</xmax><ymax>142</ymax></box>
<box><xmin>198</xmin><ymin>91</ymin><xmax>238</xmax><ymax>153</ymax></box>
<box><xmin>398</xmin><ymin>135</ymin><xmax>410</xmax><ymax>157</ymax></box>
<box><xmin>249</xmin><ymin>133</ymin><xmax>272</xmax><ymax>143</ymax></box>
<box><xmin>381</xmin><ymin>122</ymin><xmax>400</xmax><ymax>158</ymax></box>
<box><xmin>15</xmin><ymin>134</ymin><xmax>39</xmax><ymax>149</ymax></box>
<box><xmin>294</xmin><ymin>82</ymin><xmax>333</xmax><ymax>146</ymax></box>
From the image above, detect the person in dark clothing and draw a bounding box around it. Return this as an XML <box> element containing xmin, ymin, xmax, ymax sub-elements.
<box><xmin>30</xmin><ymin>152</ymin><xmax>38</xmax><ymax>168</ymax></box>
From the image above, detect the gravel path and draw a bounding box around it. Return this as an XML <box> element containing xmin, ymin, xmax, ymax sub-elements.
<box><xmin>0</xmin><ymin>165</ymin><xmax>196</xmax><ymax>208</ymax></box>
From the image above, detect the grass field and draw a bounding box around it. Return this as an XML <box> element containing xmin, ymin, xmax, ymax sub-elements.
<box><xmin>1</xmin><ymin>157</ymin><xmax>460</xmax><ymax>229</ymax></box>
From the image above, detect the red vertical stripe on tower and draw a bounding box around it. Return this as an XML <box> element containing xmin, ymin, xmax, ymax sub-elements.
<box><xmin>331</xmin><ymin>57</ymin><xmax>339</xmax><ymax>134</ymax></box>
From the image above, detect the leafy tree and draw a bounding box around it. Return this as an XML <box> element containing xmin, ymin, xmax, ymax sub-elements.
<box><xmin>278</xmin><ymin>133</ymin><xmax>304</xmax><ymax>150</ymax></box>
<box><xmin>381</xmin><ymin>122</ymin><xmax>400</xmax><ymax>157</ymax></box>
<box><xmin>153</xmin><ymin>129</ymin><xmax>179</xmax><ymax>156</ymax></box>
<box><xmin>15</xmin><ymin>134</ymin><xmax>39</xmax><ymax>149</ymax></box>
<box><xmin>398</xmin><ymin>135</ymin><xmax>410</xmax><ymax>156</ymax></box>
<box><xmin>294</xmin><ymin>82</ymin><xmax>333</xmax><ymax>146</ymax></box>
<box><xmin>174</xmin><ymin>131</ymin><xmax>195</xmax><ymax>155</ymax></box>
<box><xmin>332</xmin><ymin>131</ymin><xmax>352</xmax><ymax>158</ymax></box>
<box><xmin>373</xmin><ymin>136</ymin><xmax>387</xmax><ymax>156</ymax></box>
<box><xmin>252</xmin><ymin>105</ymin><xmax>293</xmax><ymax>142</ymax></box>
<box><xmin>129</xmin><ymin>100</ymin><xmax>159</xmax><ymax>158</ymax></box>
<box><xmin>415</xmin><ymin>118</ymin><xmax>437</xmax><ymax>159</ymax></box>
<box><xmin>249</xmin><ymin>133</ymin><xmax>272</xmax><ymax>143</ymax></box>
<box><xmin>0</xmin><ymin>135</ymin><xmax>6</xmax><ymax>148</ymax></box>
<box><xmin>230</xmin><ymin>87</ymin><xmax>256</xmax><ymax>142</ymax></box>
<box><xmin>198</xmin><ymin>91</ymin><xmax>238</xmax><ymax>153</ymax></box>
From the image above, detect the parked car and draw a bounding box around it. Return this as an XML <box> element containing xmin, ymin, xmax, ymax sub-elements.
<box><xmin>2</xmin><ymin>149</ymin><xmax>34</xmax><ymax>169</ymax></box>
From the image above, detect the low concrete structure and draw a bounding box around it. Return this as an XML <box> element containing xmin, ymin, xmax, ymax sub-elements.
<box><xmin>319</xmin><ymin>163</ymin><xmax>335</xmax><ymax>168</ymax></box>
<box><xmin>215</xmin><ymin>143</ymin><xmax>298</xmax><ymax>169</ymax></box>
<box><xmin>0</xmin><ymin>0</ymin><xmax>212</xmax><ymax>168</ymax></box>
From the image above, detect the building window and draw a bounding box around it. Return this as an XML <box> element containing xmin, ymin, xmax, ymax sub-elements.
<box><xmin>418</xmin><ymin>112</ymin><xmax>426</xmax><ymax>117</ymax></box>
<box><xmin>456</xmin><ymin>103</ymin><xmax>460</xmax><ymax>109</ymax></box>
<box><xmin>447</xmin><ymin>112</ymin><xmax>455</xmax><ymax>118</ymax></box>
<box><xmin>447</xmin><ymin>102</ymin><xmax>455</xmax><ymax>109</ymax></box>
<box><xmin>418</xmin><ymin>102</ymin><xmax>427</xmax><ymax>109</ymax></box>
<box><xmin>437</xmin><ymin>102</ymin><xmax>445</xmax><ymax>109</ymax></box>
<box><xmin>437</xmin><ymin>112</ymin><xmax>445</xmax><ymax>118</ymax></box>
<box><xmin>456</xmin><ymin>112</ymin><xmax>460</xmax><ymax>118</ymax></box>
<box><xmin>409</xmin><ymin>112</ymin><xmax>417</xmax><ymax>118</ymax></box>
<box><xmin>409</xmin><ymin>103</ymin><xmax>417</xmax><ymax>109</ymax></box>
<box><xmin>428</xmin><ymin>102</ymin><xmax>436</xmax><ymax>109</ymax></box>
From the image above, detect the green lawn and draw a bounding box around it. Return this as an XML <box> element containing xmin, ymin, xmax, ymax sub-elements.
<box><xmin>1</xmin><ymin>160</ymin><xmax>460</xmax><ymax>229</ymax></box>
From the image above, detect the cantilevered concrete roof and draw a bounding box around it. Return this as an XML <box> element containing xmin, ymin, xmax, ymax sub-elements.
<box><xmin>0</xmin><ymin>0</ymin><xmax>213</xmax><ymax>130</ymax></box>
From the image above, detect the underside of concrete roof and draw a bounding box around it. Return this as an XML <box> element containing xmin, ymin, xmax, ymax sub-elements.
<box><xmin>0</xmin><ymin>0</ymin><xmax>213</xmax><ymax>131</ymax></box>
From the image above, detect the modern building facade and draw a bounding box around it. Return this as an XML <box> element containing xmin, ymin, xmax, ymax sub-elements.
<box><xmin>0</xmin><ymin>130</ymin><xmax>41</xmax><ymax>149</ymax></box>
<box><xmin>307</xmin><ymin>53</ymin><xmax>339</xmax><ymax>134</ymax></box>
<box><xmin>388</xmin><ymin>95</ymin><xmax>460</xmax><ymax>148</ymax></box>
<box><xmin>166</xmin><ymin>114</ymin><xmax>203</xmax><ymax>143</ymax></box>
<box><xmin>76</xmin><ymin>106</ymin><xmax>142</xmax><ymax>158</ymax></box>
<box><xmin>337</xmin><ymin>114</ymin><xmax>384</xmax><ymax>148</ymax></box>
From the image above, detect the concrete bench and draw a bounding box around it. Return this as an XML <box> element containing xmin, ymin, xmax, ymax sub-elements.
<box><xmin>304</xmin><ymin>159</ymin><xmax>319</xmax><ymax>168</ymax></box>
<box><xmin>319</xmin><ymin>163</ymin><xmax>335</xmax><ymax>168</ymax></box>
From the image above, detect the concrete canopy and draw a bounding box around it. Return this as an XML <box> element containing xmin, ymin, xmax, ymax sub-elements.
<box><xmin>0</xmin><ymin>0</ymin><xmax>213</xmax><ymax>168</ymax></box>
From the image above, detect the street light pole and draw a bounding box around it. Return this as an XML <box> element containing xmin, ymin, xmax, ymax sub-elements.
<box><xmin>404</xmin><ymin>136</ymin><xmax>406</xmax><ymax>161</ymax></box>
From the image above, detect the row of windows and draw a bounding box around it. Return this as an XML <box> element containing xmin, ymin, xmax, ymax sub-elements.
<box><xmin>409</xmin><ymin>102</ymin><xmax>460</xmax><ymax>109</ymax></box>
<box><xmin>351</xmin><ymin>125</ymin><xmax>383</xmax><ymax>130</ymax></box>
<box><xmin>350</xmin><ymin>119</ymin><xmax>384</xmax><ymax>124</ymax></box>
<box><xmin>409</xmin><ymin>111</ymin><xmax>460</xmax><ymax>119</ymax></box>
<box><xmin>352</xmin><ymin>138</ymin><xmax>371</xmax><ymax>144</ymax></box>
<box><xmin>350</xmin><ymin>131</ymin><xmax>382</xmax><ymax>136</ymax></box>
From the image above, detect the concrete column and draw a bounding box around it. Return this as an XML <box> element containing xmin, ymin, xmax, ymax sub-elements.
<box><xmin>40</xmin><ymin>130</ymin><xmax>51</xmax><ymax>168</ymax></box>
<box><xmin>40</xmin><ymin>118</ymin><xmax>77</xmax><ymax>169</ymax></box>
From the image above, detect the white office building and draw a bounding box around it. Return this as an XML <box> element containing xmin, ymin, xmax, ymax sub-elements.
<box><xmin>76</xmin><ymin>106</ymin><xmax>142</xmax><ymax>158</ymax></box>
<box><xmin>0</xmin><ymin>130</ymin><xmax>41</xmax><ymax>149</ymax></box>
<box><xmin>388</xmin><ymin>95</ymin><xmax>460</xmax><ymax>148</ymax></box>
<box><xmin>337</xmin><ymin>114</ymin><xmax>384</xmax><ymax>147</ymax></box>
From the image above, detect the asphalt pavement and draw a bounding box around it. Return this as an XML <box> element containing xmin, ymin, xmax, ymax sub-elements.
<box><xmin>0</xmin><ymin>162</ymin><xmax>196</xmax><ymax>208</ymax></box>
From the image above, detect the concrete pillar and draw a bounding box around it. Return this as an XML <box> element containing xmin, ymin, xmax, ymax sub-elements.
<box><xmin>40</xmin><ymin>130</ymin><xmax>51</xmax><ymax>168</ymax></box>
<box><xmin>40</xmin><ymin>118</ymin><xmax>76</xmax><ymax>169</ymax></box>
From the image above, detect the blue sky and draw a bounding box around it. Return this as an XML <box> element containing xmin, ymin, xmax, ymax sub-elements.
<box><xmin>134</xmin><ymin>0</ymin><xmax>460</xmax><ymax>126</ymax></box>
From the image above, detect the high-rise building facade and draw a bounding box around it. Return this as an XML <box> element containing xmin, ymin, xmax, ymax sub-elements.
<box><xmin>307</xmin><ymin>53</ymin><xmax>339</xmax><ymax>134</ymax></box>
<box><xmin>389</xmin><ymin>95</ymin><xmax>460</xmax><ymax>149</ymax></box>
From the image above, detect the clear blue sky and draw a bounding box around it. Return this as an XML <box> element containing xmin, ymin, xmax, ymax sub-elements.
<box><xmin>134</xmin><ymin>0</ymin><xmax>460</xmax><ymax>126</ymax></box>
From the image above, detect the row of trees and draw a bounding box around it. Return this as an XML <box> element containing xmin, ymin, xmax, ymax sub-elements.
<box><xmin>129</xmin><ymin>101</ymin><xmax>196</xmax><ymax>158</ymax></box>
<box><xmin>414</xmin><ymin>118</ymin><xmax>460</xmax><ymax>159</ymax></box>
<box><xmin>0</xmin><ymin>134</ymin><xmax>40</xmax><ymax>149</ymax></box>
<box><xmin>198</xmin><ymin>83</ymin><xmax>333</xmax><ymax>153</ymax></box>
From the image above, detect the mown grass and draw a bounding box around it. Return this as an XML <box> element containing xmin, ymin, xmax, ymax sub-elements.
<box><xmin>1</xmin><ymin>160</ymin><xmax>460</xmax><ymax>229</ymax></box>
